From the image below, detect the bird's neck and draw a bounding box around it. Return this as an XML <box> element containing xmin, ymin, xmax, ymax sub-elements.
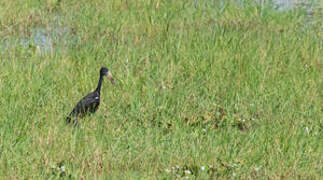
<box><xmin>95</xmin><ymin>74</ymin><xmax>103</xmax><ymax>94</ymax></box>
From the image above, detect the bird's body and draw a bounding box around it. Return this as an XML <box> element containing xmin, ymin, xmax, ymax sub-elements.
<box><xmin>66</xmin><ymin>67</ymin><xmax>115</xmax><ymax>125</ymax></box>
<box><xmin>66</xmin><ymin>91</ymin><xmax>100</xmax><ymax>123</ymax></box>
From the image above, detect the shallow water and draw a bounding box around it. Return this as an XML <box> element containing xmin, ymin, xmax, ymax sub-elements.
<box><xmin>273</xmin><ymin>0</ymin><xmax>300</xmax><ymax>11</ymax></box>
<box><xmin>0</xmin><ymin>15</ymin><xmax>75</xmax><ymax>56</ymax></box>
<box><xmin>273</xmin><ymin>0</ymin><xmax>318</xmax><ymax>11</ymax></box>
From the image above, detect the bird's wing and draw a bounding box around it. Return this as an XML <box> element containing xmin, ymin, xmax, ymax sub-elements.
<box><xmin>71</xmin><ymin>92</ymin><xmax>99</xmax><ymax>114</ymax></box>
<box><xmin>79</xmin><ymin>92</ymin><xmax>100</xmax><ymax>106</ymax></box>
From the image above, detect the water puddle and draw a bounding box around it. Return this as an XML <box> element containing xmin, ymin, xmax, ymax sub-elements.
<box><xmin>19</xmin><ymin>26</ymin><xmax>73</xmax><ymax>54</ymax></box>
<box><xmin>272</xmin><ymin>0</ymin><xmax>318</xmax><ymax>12</ymax></box>
<box><xmin>1</xmin><ymin>15</ymin><xmax>77</xmax><ymax>56</ymax></box>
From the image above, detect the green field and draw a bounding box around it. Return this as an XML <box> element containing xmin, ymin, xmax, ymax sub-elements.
<box><xmin>0</xmin><ymin>0</ymin><xmax>322</xmax><ymax>179</ymax></box>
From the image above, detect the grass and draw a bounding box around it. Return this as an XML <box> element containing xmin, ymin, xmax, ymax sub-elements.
<box><xmin>0</xmin><ymin>0</ymin><xmax>322</xmax><ymax>179</ymax></box>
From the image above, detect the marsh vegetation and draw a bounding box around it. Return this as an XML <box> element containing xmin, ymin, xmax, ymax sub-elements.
<box><xmin>0</xmin><ymin>0</ymin><xmax>322</xmax><ymax>179</ymax></box>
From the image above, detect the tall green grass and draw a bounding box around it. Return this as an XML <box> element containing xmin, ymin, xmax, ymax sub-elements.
<box><xmin>0</xmin><ymin>0</ymin><xmax>322</xmax><ymax>179</ymax></box>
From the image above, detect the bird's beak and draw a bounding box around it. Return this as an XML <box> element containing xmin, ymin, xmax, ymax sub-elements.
<box><xmin>108</xmin><ymin>72</ymin><xmax>115</xmax><ymax>85</ymax></box>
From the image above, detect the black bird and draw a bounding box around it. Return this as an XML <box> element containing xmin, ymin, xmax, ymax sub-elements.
<box><xmin>66</xmin><ymin>67</ymin><xmax>115</xmax><ymax>125</ymax></box>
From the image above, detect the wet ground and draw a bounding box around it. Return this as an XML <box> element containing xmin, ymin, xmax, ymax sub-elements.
<box><xmin>0</xmin><ymin>0</ymin><xmax>321</xmax><ymax>55</ymax></box>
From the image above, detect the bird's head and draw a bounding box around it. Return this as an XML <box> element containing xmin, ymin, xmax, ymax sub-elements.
<box><xmin>100</xmin><ymin>67</ymin><xmax>115</xmax><ymax>85</ymax></box>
